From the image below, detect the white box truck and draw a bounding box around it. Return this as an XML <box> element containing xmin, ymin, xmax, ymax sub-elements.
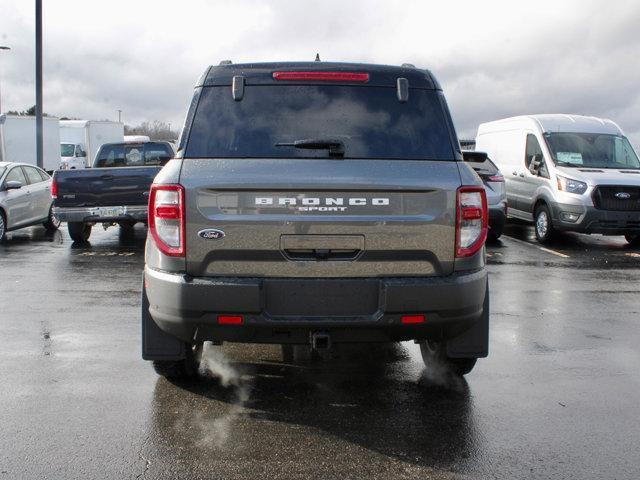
<box><xmin>0</xmin><ymin>115</ymin><xmax>61</xmax><ymax>172</ymax></box>
<box><xmin>59</xmin><ymin>120</ymin><xmax>124</xmax><ymax>169</ymax></box>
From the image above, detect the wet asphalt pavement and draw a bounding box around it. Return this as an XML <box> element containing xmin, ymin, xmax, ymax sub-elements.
<box><xmin>1</xmin><ymin>224</ymin><xmax>640</xmax><ymax>479</ymax></box>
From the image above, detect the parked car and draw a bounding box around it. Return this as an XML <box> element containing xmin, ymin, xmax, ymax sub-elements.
<box><xmin>0</xmin><ymin>162</ymin><xmax>60</xmax><ymax>241</ymax></box>
<box><xmin>462</xmin><ymin>151</ymin><xmax>507</xmax><ymax>240</ymax></box>
<box><xmin>142</xmin><ymin>61</ymin><xmax>490</xmax><ymax>379</ymax></box>
<box><xmin>59</xmin><ymin>120</ymin><xmax>124</xmax><ymax>170</ymax></box>
<box><xmin>476</xmin><ymin>114</ymin><xmax>640</xmax><ymax>244</ymax></box>
<box><xmin>52</xmin><ymin>140</ymin><xmax>174</xmax><ymax>242</ymax></box>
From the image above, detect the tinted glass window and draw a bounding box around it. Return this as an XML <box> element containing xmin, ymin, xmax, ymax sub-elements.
<box><xmin>61</xmin><ymin>144</ymin><xmax>75</xmax><ymax>157</ymax></box>
<box><xmin>5</xmin><ymin>167</ymin><xmax>27</xmax><ymax>185</ymax></box>
<box><xmin>186</xmin><ymin>85</ymin><xmax>454</xmax><ymax>160</ymax></box>
<box><xmin>38</xmin><ymin>169</ymin><xmax>51</xmax><ymax>181</ymax></box>
<box><xmin>95</xmin><ymin>143</ymin><xmax>172</xmax><ymax>167</ymax></box>
<box><xmin>544</xmin><ymin>132</ymin><xmax>640</xmax><ymax>169</ymax></box>
<box><xmin>144</xmin><ymin>143</ymin><xmax>173</xmax><ymax>165</ymax></box>
<box><xmin>0</xmin><ymin>167</ymin><xmax>5</xmax><ymax>179</ymax></box>
<box><xmin>24</xmin><ymin>166</ymin><xmax>44</xmax><ymax>184</ymax></box>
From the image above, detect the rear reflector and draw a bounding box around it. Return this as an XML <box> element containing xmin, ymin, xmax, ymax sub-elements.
<box><xmin>273</xmin><ymin>71</ymin><xmax>369</xmax><ymax>82</ymax></box>
<box><xmin>401</xmin><ymin>315</ymin><xmax>425</xmax><ymax>324</ymax></box>
<box><xmin>217</xmin><ymin>315</ymin><xmax>243</xmax><ymax>325</ymax></box>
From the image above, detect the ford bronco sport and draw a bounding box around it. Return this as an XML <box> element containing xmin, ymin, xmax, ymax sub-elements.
<box><xmin>142</xmin><ymin>61</ymin><xmax>489</xmax><ymax>378</ymax></box>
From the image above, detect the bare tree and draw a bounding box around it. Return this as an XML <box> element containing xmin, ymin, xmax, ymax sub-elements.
<box><xmin>124</xmin><ymin>120</ymin><xmax>178</xmax><ymax>141</ymax></box>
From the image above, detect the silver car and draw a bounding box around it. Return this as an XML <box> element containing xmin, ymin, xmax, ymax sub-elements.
<box><xmin>0</xmin><ymin>162</ymin><xmax>60</xmax><ymax>241</ymax></box>
<box><xmin>462</xmin><ymin>151</ymin><xmax>507</xmax><ymax>240</ymax></box>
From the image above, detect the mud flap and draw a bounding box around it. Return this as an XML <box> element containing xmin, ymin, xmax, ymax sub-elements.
<box><xmin>141</xmin><ymin>285</ymin><xmax>186</xmax><ymax>360</ymax></box>
<box><xmin>446</xmin><ymin>280</ymin><xmax>489</xmax><ymax>358</ymax></box>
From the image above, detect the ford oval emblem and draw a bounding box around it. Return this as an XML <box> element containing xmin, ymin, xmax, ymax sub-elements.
<box><xmin>198</xmin><ymin>229</ymin><xmax>225</xmax><ymax>240</ymax></box>
<box><xmin>615</xmin><ymin>192</ymin><xmax>631</xmax><ymax>199</ymax></box>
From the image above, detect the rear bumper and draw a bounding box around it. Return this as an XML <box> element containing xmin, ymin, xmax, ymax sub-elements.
<box><xmin>144</xmin><ymin>267</ymin><xmax>488</xmax><ymax>346</ymax></box>
<box><xmin>550</xmin><ymin>203</ymin><xmax>640</xmax><ymax>234</ymax></box>
<box><xmin>53</xmin><ymin>205</ymin><xmax>147</xmax><ymax>223</ymax></box>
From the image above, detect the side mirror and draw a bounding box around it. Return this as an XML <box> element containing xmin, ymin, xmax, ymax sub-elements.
<box><xmin>5</xmin><ymin>181</ymin><xmax>23</xmax><ymax>190</ymax></box>
<box><xmin>529</xmin><ymin>155</ymin><xmax>542</xmax><ymax>175</ymax></box>
<box><xmin>76</xmin><ymin>150</ymin><xmax>86</xmax><ymax>157</ymax></box>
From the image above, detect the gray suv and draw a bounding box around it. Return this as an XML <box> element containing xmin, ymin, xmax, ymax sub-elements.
<box><xmin>142</xmin><ymin>62</ymin><xmax>490</xmax><ymax>378</ymax></box>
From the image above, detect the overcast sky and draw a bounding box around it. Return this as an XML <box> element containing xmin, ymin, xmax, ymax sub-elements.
<box><xmin>1</xmin><ymin>0</ymin><xmax>639</xmax><ymax>146</ymax></box>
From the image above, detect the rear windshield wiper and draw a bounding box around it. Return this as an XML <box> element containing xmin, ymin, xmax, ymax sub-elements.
<box><xmin>275</xmin><ymin>138</ymin><xmax>345</xmax><ymax>158</ymax></box>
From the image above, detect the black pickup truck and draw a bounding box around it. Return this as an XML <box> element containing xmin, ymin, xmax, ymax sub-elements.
<box><xmin>52</xmin><ymin>141</ymin><xmax>174</xmax><ymax>242</ymax></box>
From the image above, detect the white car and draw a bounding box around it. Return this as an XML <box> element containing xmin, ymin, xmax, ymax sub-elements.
<box><xmin>0</xmin><ymin>162</ymin><xmax>60</xmax><ymax>241</ymax></box>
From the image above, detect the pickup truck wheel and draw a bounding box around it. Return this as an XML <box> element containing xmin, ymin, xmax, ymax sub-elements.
<box><xmin>534</xmin><ymin>204</ymin><xmax>556</xmax><ymax>244</ymax></box>
<box><xmin>625</xmin><ymin>234</ymin><xmax>640</xmax><ymax>247</ymax></box>
<box><xmin>43</xmin><ymin>206</ymin><xmax>61</xmax><ymax>231</ymax></box>
<box><xmin>68</xmin><ymin>222</ymin><xmax>92</xmax><ymax>243</ymax></box>
<box><xmin>152</xmin><ymin>343</ymin><xmax>201</xmax><ymax>379</ymax></box>
<box><xmin>420</xmin><ymin>340</ymin><xmax>477</xmax><ymax>376</ymax></box>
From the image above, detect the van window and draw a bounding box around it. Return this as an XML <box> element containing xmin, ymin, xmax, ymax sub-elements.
<box><xmin>544</xmin><ymin>132</ymin><xmax>640</xmax><ymax>169</ymax></box>
<box><xmin>61</xmin><ymin>143</ymin><xmax>75</xmax><ymax>157</ymax></box>
<box><xmin>185</xmin><ymin>85</ymin><xmax>455</xmax><ymax>160</ymax></box>
<box><xmin>525</xmin><ymin>134</ymin><xmax>549</xmax><ymax>178</ymax></box>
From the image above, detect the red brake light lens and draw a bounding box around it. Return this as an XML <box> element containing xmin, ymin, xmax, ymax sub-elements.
<box><xmin>273</xmin><ymin>71</ymin><xmax>369</xmax><ymax>82</ymax></box>
<box><xmin>401</xmin><ymin>315</ymin><xmax>425</xmax><ymax>324</ymax></box>
<box><xmin>148</xmin><ymin>184</ymin><xmax>185</xmax><ymax>257</ymax></box>
<box><xmin>51</xmin><ymin>178</ymin><xmax>58</xmax><ymax>198</ymax></box>
<box><xmin>217</xmin><ymin>315</ymin><xmax>243</xmax><ymax>325</ymax></box>
<box><xmin>455</xmin><ymin>186</ymin><xmax>488</xmax><ymax>258</ymax></box>
<box><xmin>488</xmin><ymin>174</ymin><xmax>504</xmax><ymax>182</ymax></box>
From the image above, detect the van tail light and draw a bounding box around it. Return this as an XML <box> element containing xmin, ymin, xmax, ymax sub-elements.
<box><xmin>455</xmin><ymin>186</ymin><xmax>488</xmax><ymax>258</ymax></box>
<box><xmin>51</xmin><ymin>178</ymin><xmax>58</xmax><ymax>198</ymax></box>
<box><xmin>273</xmin><ymin>71</ymin><xmax>369</xmax><ymax>82</ymax></box>
<box><xmin>487</xmin><ymin>174</ymin><xmax>504</xmax><ymax>182</ymax></box>
<box><xmin>148</xmin><ymin>184</ymin><xmax>185</xmax><ymax>257</ymax></box>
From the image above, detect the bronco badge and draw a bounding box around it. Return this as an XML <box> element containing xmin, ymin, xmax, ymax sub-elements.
<box><xmin>198</xmin><ymin>229</ymin><xmax>225</xmax><ymax>240</ymax></box>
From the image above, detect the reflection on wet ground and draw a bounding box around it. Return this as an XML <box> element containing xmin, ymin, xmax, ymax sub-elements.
<box><xmin>1</xmin><ymin>223</ymin><xmax>639</xmax><ymax>479</ymax></box>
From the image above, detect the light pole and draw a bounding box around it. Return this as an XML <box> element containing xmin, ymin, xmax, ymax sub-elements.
<box><xmin>117</xmin><ymin>109</ymin><xmax>122</xmax><ymax>123</ymax></box>
<box><xmin>0</xmin><ymin>46</ymin><xmax>10</xmax><ymax>114</ymax></box>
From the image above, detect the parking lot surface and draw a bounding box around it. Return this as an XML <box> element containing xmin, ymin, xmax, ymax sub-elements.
<box><xmin>1</xmin><ymin>224</ymin><xmax>639</xmax><ymax>479</ymax></box>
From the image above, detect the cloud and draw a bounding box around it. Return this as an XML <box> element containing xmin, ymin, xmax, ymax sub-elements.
<box><xmin>0</xmin><ymin>0</ymin><xmax>638</xmax><ymax>146</ymax></box>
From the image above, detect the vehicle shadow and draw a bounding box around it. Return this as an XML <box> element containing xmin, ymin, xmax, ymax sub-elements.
<box><xmin>149</xmin><ymin>343</ymin><xmax>478</xmax><ymax>471</ymax></box>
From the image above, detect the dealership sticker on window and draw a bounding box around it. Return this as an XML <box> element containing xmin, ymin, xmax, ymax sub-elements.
<box><xmin>557</xmin><ymin>152</ymin><xmax>583</xmax><ymax>165</ymax></box>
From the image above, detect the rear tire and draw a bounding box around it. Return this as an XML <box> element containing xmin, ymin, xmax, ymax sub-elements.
<box><xmin>420</xmin><ymin>340</ymin><xmax>477</xmax><ymax>376</ymax></box>
<box><xmin>153</xmin><ymin>342</ymin><xmax>202</xmax><ymax>379</ymax></box>
<box><xmin>625</xmin><ymin>234</ymin><xmax>640</xmax><ymax>247</ymax></box>
<box><xmin>43</xmin><ymin>205</ymin><xmax>61</xmax><ymax>231</ymax></box>
<box><xmin>488</xmin><ymin>224</ymin><xmax>503</xmax><ymax>241</ymax></box>
<box><xmin>534</xmin><ymin>204</ymin><xmax>556</xmax><ymax>244</ymax></box>
<box><xmin>0</xmin><ymin>211</ymin><xmax>6</xmax><ymax>242</ymax></box>
<box><xmin>68</xmin><ymin>222</ymin><xmax>92</xmax><ymax>243</ymax></box>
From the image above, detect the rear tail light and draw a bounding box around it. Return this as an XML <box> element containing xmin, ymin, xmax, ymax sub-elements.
<box><xmin>401</xmin><ymin>315</ymin><xmax>425</xmax><ymax>324</ymax></box>
<box><xmin>148</xmin><ymin>184</ymin><xmax>185</xmax><ymax>257</ymax></box>
<box><xmin>273</xmin><ymin>71</ymin><xmax>369</xmax><ymax>82</ymax></box>
<box><xmin>455</xmin><ymin>186</ymin><xmax>488</xmax><ymax>258</ymax></box>
<box><xmin>51</xmin><ymin>178</ymin><xmax>58</xmax><ymax>199</ymax></box>
<box><xmin>217</xmin><ymin>315</ymin><xmax>243</xmax><ymax>325</ymax></box>
<box><xmin>487</xmin><ymin>174</ymin><xmax>504</xmax><ymax>182</ymax></box>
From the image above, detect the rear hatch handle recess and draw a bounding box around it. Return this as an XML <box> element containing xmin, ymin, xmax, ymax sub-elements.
<box><xmin>275</xmin><ymin>138</ymin><xmax>345</xmax><ymax>158</ymax></box>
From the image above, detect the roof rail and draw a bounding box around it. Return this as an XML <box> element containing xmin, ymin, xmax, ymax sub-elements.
<box><xmin>219</xmin><ymin>60</ymin><xmax>233</xmax><ymax>65</ymax></box>
<box><xmin>401</xmin><ymin>63</ymin><xmax>416</xmax><ymax>68</ymax></box>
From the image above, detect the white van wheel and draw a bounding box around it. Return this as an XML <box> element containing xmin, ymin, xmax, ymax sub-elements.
<box><xmin>534</xmin><ymin>205</ymin><xmax>556</xmax><ymax>243</ymax></box>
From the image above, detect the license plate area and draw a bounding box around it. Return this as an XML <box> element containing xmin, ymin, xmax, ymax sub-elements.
<box><xmin>264</xmin><ymin>279</ymin><xmax>380</xmax><ymax>317</ymax></box>
<box><xmin>90</xmin><ymin>206</ymin><xmax>126</xmax><ymax>217</ymax></box>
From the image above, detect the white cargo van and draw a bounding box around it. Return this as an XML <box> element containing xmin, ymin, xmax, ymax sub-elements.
<box><xmin>0</xmin><ymin>115</ymin><xmax>60</xmax><ymax>172</ymax></box>
<box><xmin>476</xmin><ymin>114</ymin><xmax>640</xmax><ymax>244</ymax></box>
<box><xmin>59</xmin><ymin>120</ymin><xmax>124</xmax><ymax>169</ymax></box>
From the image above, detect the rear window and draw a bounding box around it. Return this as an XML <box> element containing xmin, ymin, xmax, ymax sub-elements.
<box><xmin>185</xmin><ymin>85</ymin><xmax>455</xmax><ymax>160</ymax></box>
<box><xmin>463</xmin><ymin>152</ymin><xmax>499</xmax><ymax>176</ymax></box>
<box><xmin>94</xmin><ymin>143</ymin><xmax>173</xmax><ymax>168</ymax></box>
